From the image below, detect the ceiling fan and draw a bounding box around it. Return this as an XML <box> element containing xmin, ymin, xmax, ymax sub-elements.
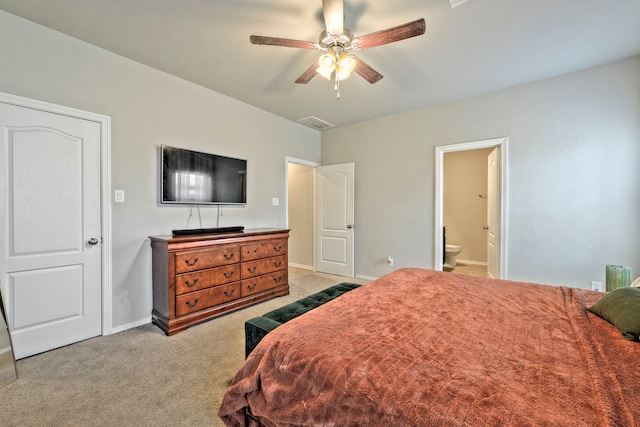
<box><xmin>250</xmin><ymin>0</ymin><xmax>426</xmax><ymax>98</ymax></box>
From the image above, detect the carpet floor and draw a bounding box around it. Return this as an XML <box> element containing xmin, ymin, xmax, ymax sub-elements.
<box><xmin>0</xmin><ymin>267</ymin><xmax>369</xmax><ymax>427</ymax></box>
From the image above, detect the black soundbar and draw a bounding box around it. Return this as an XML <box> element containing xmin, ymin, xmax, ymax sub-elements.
<box><xmin>172</xmin><ymin>226</ymin><xmax>245</xmax><ymax>236</ymax></box>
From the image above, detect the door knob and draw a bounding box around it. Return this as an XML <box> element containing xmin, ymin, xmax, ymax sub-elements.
<box><xmin>87</xmin><ymin>237</ymin><xmax>99</xmax><ymax>245</ymax></box>
<box><xmin>347</xmin><ymin>224</ymin><xmax>354</xmax><ymax>229</ymax></box>
<box><xmin>483</xmin><ymin>226</ymin><xmax>489</xmax><ymax>230</ymax></box>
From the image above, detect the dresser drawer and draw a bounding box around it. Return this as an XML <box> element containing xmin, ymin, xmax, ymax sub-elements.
<box><xmin>242</xmin><ymin>255</ymin><xmax>287</xmax><ymax>279</ymax></box>
<box><xmin>175</xmin><ymin>244</ymin><xmax>240</xmax><ymax>273</ymax></box>
<box><xmin>175</xmin><ymin>264</ymin><xmax>239</xmax><ymax>295</ymax></box>
<box><xmin>241</xmin><ymin>271</ymin><xmax>288</xmax><ymax>297</ymax></box>
<box><xmin>175</xmin><ymin>283</ymin><xmax>241</xmax><ymax>316</ymax></box>
<box><xmin>241</xmin><ymin>239</ymin><xmax>287</xmax><ymax>262</ymax></box>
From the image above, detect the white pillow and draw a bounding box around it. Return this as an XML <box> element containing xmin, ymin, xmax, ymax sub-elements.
<box><xmin>632</xmin><ymin>277</ymin><xmax>640</xmax><ymax>287</ymax></box>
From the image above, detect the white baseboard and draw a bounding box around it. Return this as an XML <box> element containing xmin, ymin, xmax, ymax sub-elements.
<box><xmin>289</xmin><ymin>263</ymin><xmax>313</xmax><ymax>270</ymax></box>
<box><xmin>457</xmin><ymin>259</ymin><xmax>487</xmax><ymax>266</ymax></box>
<box><xmin>289</xmin><ymin>262</ymin><xmax>375</xmax><ymax>281</ymax></box>
<box><xmin>108</xmin><ymin>317</ymin><xmax>152</xmax><ymax>335</ymax></box>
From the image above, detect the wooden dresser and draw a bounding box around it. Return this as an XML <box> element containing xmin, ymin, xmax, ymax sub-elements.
<box><xmin>150</xmin><ymin>229</ymin><xmax>289</xmax><ymax>335</ymax></box>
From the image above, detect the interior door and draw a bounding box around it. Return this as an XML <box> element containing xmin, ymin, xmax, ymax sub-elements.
<box><xmin>0</xmin><ymin>102</ymin><xmax>102</xmax><ymax>359</ymax></box>
<box><xmin>487</xmin><ymin>148</ymin><xmax>500</xmax><ymax>279</ymax></box>
<box><xmin>316</xmin><ymin>163</ymin><xmax>354</xmax><ymax>277</ymax></box>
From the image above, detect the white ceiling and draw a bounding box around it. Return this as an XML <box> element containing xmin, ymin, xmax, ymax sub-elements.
<box><xmin>1</xmin><ymin>0</ymin><xmax>639</xmax><ymax>129</ymax></box>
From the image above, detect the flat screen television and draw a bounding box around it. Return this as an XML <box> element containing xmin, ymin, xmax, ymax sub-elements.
<box><xmin>161</xmin><ymin>145</ymin><xmax>247</xmax><ymax>205</ymax></box>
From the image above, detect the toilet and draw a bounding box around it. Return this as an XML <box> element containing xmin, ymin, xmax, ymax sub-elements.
<box><xmin>444</xmin><ymin>244</ymin><xmax>462</xmax><ymax>267</ymax></box>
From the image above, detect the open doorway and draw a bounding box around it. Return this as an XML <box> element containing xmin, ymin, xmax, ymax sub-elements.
<box><xmin>285</xmin><ymin>158</ymin><xmax>355</xmax><ymax>277</ymax></box>
<box><xmin>434</xmin><ymin>138</ymin><xmax>508</xmax><ymax>279</ymax></box>
<box><xmin>443</xmin><ymin>148</ymin><xmax>493</xmax><ymax>277</ymax></box>
<box><xmin>286</xmin><ymin>157</ymin><xmax>319</xmax><ymax>271</ymax></box>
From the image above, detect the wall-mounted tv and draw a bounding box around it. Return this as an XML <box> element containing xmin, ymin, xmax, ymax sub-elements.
<box><xmin>161</xmin><ymin>145</ymin><xmax>247</xmax><ymax>205</ymax></box>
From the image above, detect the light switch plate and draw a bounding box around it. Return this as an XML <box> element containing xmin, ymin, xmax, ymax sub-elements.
<box><xmin>114</xmin><ymin>189</ymin><xmax>125</xmax><ymax>203</ymax></box>
<box><xmin>272</xmin><ymin>197</ymin><xmax>280</xmax><ymax>206</ymax></box>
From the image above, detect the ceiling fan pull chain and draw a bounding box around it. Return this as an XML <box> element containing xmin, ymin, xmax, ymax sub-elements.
<box><xmin>335</xmin><ymin>72</ymin><xmax>340</xmax><ymax>100</ymax></box>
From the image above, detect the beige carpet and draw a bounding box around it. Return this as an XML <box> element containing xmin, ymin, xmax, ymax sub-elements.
<box><xmin>0</xmin><ymin>268</ymin><xmax>369</xmax><ymax>427</ymax></box>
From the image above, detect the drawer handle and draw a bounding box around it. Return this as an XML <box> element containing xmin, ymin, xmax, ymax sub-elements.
<box><xmin>223</xmin><ymin>252</ymin><xmax>235</xmax><ymax>260</ymax></box>
<box><xmin>224</xmin><ymin>288</ymin><xmax>236</xmax><ymax>298</ymax></box>
<box><xmin>247</xmin><ymin>248</ymin><xmax>258</xmax><ymax>254</ymax></box>
<box><xmin>247</xmin><ymin>266</ymin><xmax>257</xmax><ymax>273</ymax></box>
<box><xmin>185</xmin><ymin>298</ymin><xmax>200</xmax><ymax>308</ymax></box>
<box><xmin>223</xmin><ymin>269</ymin><xmax>235</xmax><ymax>278</ymax></box>
<box><xmin>184</xmin><ymin>278</ymin><xmax>199</xmax><ymax>288</ymax></box>
<box><xmin>273</xmin><ymin>245</ymin><xmax>283</xmax><ymax>252</ymax></box>
<box><xmin>184</xmin><ymin>257</ymin><xmax>199</xmax><ymax>267</ymax></box>
<box><xmin>273</xmin><ymin>275</ymin><xmax>283</xmax><ymax>283</ymax></box>
<box><xmin>273</xmin><ymin>261</ymin><xmax>282</xmax><ymax>268</ymax></box>
<box><xmin>247</xmin><ymin>282</ymin><xmax>257</xmax><ymax>291</ymax></box>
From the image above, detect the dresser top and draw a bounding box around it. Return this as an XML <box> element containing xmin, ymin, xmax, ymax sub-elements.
<box><xmin>149</xmin><ymin>228</ymin><xmax>289</xmax><ymax>246</ymax></box>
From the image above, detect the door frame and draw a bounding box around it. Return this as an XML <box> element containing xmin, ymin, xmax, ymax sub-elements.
<box><xmin>0</xmin><ymin>91</ymin><xmax>113</xmax><ymax>335</ymax></box>
<box><xmin>434</xmin><ymin>137</ymin><xmax>508</xmax><ymax>278</ymax></box>
<box><xmin>285</xmin><ymin>157</ymin><xmax>320</xmax><ymax>271</ymax></box>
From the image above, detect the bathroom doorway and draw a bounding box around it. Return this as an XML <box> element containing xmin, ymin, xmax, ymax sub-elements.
<box><xmin>434</xmin><ymin>138</ymin><xmax>508</xmax><ymax>279</ymax></box>
<box><xmin>443</xmin><ymin>147</ymin><xmax>493</xmax><ymax>277</ymax></box>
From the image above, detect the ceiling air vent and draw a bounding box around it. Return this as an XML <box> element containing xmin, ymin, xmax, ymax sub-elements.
<box><xmin>297</xmin><ymin>116</ymin><xmax>335</xmax><ymax>131</ymax></box>
<box><xmin>449</xmin><ymin>0</ymin><xmax>472</xmax><ymax>7</ymax></box>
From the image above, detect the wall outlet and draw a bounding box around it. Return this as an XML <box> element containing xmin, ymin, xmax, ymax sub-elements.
<box><xmin>591</xmin><ymin>281</ymin><xmax>602</xmax><ymax>292</ymax></box>
<box><xmin>386</xmin><ymin>256</ymin><xmax>394</xmax><ymax>267</ymax></box>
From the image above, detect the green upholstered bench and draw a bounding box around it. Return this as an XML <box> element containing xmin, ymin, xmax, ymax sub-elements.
<box><xmin>244</xmin><ymin>282</ymin><xmax>361</xmax><ymax>357</ymax></box>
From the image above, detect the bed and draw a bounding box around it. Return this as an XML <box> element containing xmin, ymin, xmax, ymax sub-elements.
<box><xmin>219</xmin><ymin>268</ymin><xmax>640</xmax><ymax>426</ymax></box>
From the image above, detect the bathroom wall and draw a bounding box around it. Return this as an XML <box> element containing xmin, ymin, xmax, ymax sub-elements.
<box><xmin>443</xmin><ymin>148</ymin><xmax>493</xmax><ymax>264</ymax></box>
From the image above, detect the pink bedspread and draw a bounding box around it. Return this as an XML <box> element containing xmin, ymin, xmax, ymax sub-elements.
<box><xmin>219</xmin><ymin>268</ymin><xmax>640</xmax><ymax>426</ymax></box>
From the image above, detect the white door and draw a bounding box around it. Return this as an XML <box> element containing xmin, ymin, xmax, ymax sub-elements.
<box><xmin>0</xmin><ymin>102</ymin><xmax>102</xmax><ymax>359</ymax></box>
<box><xmin>316</xmin><ymin>163</ymin><xmax>354</xmax><ymax>277</ymax></box>
<box><xmin>487</xmin><ymin>148</ymin><xmax>500</xmax><ymax>279</ymax></box>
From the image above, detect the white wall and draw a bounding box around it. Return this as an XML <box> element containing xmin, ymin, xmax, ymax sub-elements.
<box><xmin>0</xmin><ymin>11</ymin><xmax>321</xmax><ymax>330</ymax></box>
<box><xmin>322</xmin><ymin>57</ymin><xmax>640</xmax><ymax>288</ymax></box>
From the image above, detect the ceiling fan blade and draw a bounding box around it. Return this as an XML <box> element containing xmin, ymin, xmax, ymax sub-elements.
<box><xmin>354</xmin><ymin>57</ymin><xmax>383</xmax><ymax>84</ymax></box>
<box><xmin>355</xmin><ymin>18</ymin><xmax>426</xmax><ymax>50</ymax></box>
<box><xmin>295</xmin><ymin>63</ymin><xmax>319</xmax><ymax>84</ymax></box>
<box><xmin>322</xmin><ymin>0</ymin><xmax>344</xmax><ymax>36</ymax></box>
<box><xmin>250</xmin><ymin>35</ymin><xmax>315</xmax><ymax>49</ymax></box>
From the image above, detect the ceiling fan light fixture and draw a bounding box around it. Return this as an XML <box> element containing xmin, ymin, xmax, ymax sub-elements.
<box><xmin>336</xmin><ymin>54</ymin><xmax>356</xmax><ymax>80</ymax></box>
<box><xmin>316</xmin><ymin>67</ymin><xmax>333</xmax><ymax>80</ymax></box>
<box><xmin>317</xmin><ymin>51</ymin><xmax>356</xmax><ymax>81</ymax></box>
<box><xmin>317</xmin><ymin>52</ymin><xmax>337</xmax><ymax>79</ymax></box>
<box><xmin>318</xmin><ymin>52</ymin><xmax>336</xmax><ymax>70</ymax></box>
<box><xmin>251</xmin><ymin>2</ymin><xmax>427</xmax><ymax>92</ymax></box>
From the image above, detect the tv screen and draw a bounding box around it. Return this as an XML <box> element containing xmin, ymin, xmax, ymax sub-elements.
<box><xmin>161</xmin><ymin>145</ymin><xmax>247</xmax><ymax>205</ymax></box>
